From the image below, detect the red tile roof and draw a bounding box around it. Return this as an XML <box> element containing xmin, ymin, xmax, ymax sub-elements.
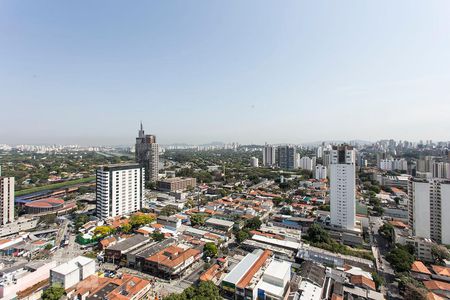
<box><xmin>424</xmin><ymin>280</ymin><xmax>450</xmax><ymax>292</ymax></box>
<box><xmin>350</xmin><ymin>275</ymin><xmax>376</xmax><ymax>291</ymax></box>
<box><xmin>236</xmin><ymin>250</ymin><xmax>271</xmax><ymax>289</ymax></box>
<box><xmin>431</xmin><ymin>265</ymin><xmax>450</xmax><ymax>277</ymax></box>
<box><xmin>411</xmin><ymin>261</ymin><xmax>432</xmax><ymax>275</ymax></box>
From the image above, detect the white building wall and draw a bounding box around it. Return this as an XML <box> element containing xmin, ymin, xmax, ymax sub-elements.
<box><xmin>0</xmin><ymin>177</ymin><xmax>15</xmax><ymax>225</ymax></box>
<box><xmin>441</xmin><ymin>183</ymin><xmax>450</xmax><ymax>244</ymax></box>
<box><xmin>315</xmin><ymin>165</ymin><xmax>327</xmax><ymax>180</ymax></box>
<box><xmin>96</xmin><ymin>165</ymin><xmax>144</xmax><ymax>219</ymax></box>
<box><xmin>80</xmin><ymin>260</ymin><xmax>96</xmax><ymax>280</ymax></box>
<box><xmin>411</xmin><ymin>181</ymin><xmax>431</xmax><ymax>239</ymax></box>
<box><xmin>263</xmin><ymin>145</ymin><xmax>276</xmax><ymax>167</ymax></box>
<box><xmin>51</xmin><ymin>268</ymin><xmax>79</xmax><ymax>290</ymax></box>
<box><xmin>330</xmin><ymin>164</ymin><xmax>356</xmax><ymax>230</ymax></box>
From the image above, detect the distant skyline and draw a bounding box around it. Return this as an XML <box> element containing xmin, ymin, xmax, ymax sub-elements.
<box><xmin>1</xmin><ymin>1</ymin><xmax>450</xmax><ymax>145</ymax></box>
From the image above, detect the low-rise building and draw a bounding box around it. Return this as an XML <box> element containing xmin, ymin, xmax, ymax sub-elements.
<box><xmin>157</xmin><ymin>215</ymin><xmax>182</xmax><ymax>231</ymax></box>
<box><xmin>205</xmin><ymin>217</ymin><xmax>234</xmax><ymax>233</ymax></box>
<box><xmin>157</xmin><ymin>177</ymin><xmax>196</xmax><ymax>192</ymax></box>
<box><xmin>67</xmin><ymin>274</ymin><xmax>152</xmax><ymax>300</ymax></box>
<box><xmin>143</xmin><ymin>244</ymin><xmax>202</xmax><ymax>278</ymax></box>
<box><xmin>0</xmin><ymin>261</ymin><xmax>57</xmax><ymax>300</ymax></box>
<box><xmin>0</xmin><ymin>217</ymin><xmax>39</xmax><ymax>237</ymax></box>
<box><xmin>222</xmin><ymin>249</ymin><xmax>291</xmax><ymax>300</ymax></box>
<box><xmin>50</xmin><ymin>256</ymin><xmax>96</xmax><ymax>289</ymax></box>
<box><xmin>105</xmin><ymin>235</ymin><xmax>152</xmax><ymax>263</ymax></box>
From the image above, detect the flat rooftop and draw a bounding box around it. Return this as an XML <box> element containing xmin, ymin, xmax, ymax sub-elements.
<box><xmin>205</xmin><ymin>217</ymin><xmax>234</xmax><ymax>228</ymax></box>
<box><xmin>107</xmin><ymin>235</ymin><xmax>150</xmax><ymax>252</ymax></box>
<box><xmin>158</xmin><ymin>177</ymin><xmax>194</xmax><ymax>183</ymax></box>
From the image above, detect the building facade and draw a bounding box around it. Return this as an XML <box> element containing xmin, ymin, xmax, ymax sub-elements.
<box><xmin>262</xmin><ymin>144</ymin><xmax>276</xmax><ymax>167</ymax></box>
<box><xmin>315</xmin><ymin>165</ymin><xmax>327</xmax><ymax>180</ymax></box>
<box><xmin>157</xmin><ymin>177</ymin><xmax>196</xmax><ymax>192</ymax></box>
<box><xmin>135</xmin><ymin>123</ymin><xmax>159</xmax><ymax>182</ymax></box>
<box><xmin>278</xmin><ymin>145</ymin><xmax>297</xmax><ymax>170</ymax></box>
<box><xmin>251</xmin><ymin>157</ymin><xmax>259</xmax><ymax>168</ymax></box>
<box><xmin>408</xmin><ymin>178</ymin><xmax>450</xmax><ymax>244</ymax></box>
<box><xmin>329</xmin><ymin>145</ymin><xmax>356</xmax><ymax>230</ymax></box>
<box><xmin>299</xmin><ymin>157</ymin><xmax>315</xmax><ymax>171</ymax></box>
<box><xmin>96</xmin><ymin>164</ymin><xmax>144</xmax><ymax>219</ymax></box>
<box><xmin>0</xmin><ymin>176</ymin><xmax>14</xmax><ymax>225</ymax></box>
<box><xmin>50</xmin><ymin>256</ymin><xmax>95</xmax><ymax>289</ymax></box>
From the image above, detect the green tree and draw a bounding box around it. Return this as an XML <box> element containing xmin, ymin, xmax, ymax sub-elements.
<box><xmin>190</xmin><ymin>214</ymin><xmax>206</xmax><ymax>226</ymax></box>
<box><xmin>371</xmin><ymin>272</ymin><xmax>384</xmax><ymax>291</ymax></box>
<box><xmin>120</xmin><ymin>223</ymin><xmax>132</xmax><ymax>233</ymax></box>
<box><xmin>94</xmin><ymin>226</ymin><xmax>113</xmax><ymax>237</ymax></box>
<box><xmin>42</xmin><ymin>284</ymin><xmax>65</xmax><ymax>300</ymax></box>
<box><xmin>74</xmin><ymin>214</ymin><xmax>90</xmax><ymax>230</ymax></box>
<box><xmin>431</xmin><ymin>244</ymin><xmax>450</xmax><ymax>265</ymax></box>
<box><xmin>151</xmin><ymin>231</ymin><xmax>165</xmax><ymax>242</ymax></box>
<box><xmin>386</xmin><ymin>246</ymin><xmax>415</xmax><ymax>273</ymax></box>
<box><xmin>160</xmin><ymin>205</ymin><xmax>180</xmax><ymax>216</ymax></box>
<box><xmin>244</xmin><ymin>217</ymin><xmax>262</xmax><ymax>231</ymax></box>
<box><xmin>164</xmin><ymin>281</ymin><xmax>220</xmax><ymax>300</ymax></box>
<box><xmin>306</xmin><ymin>224</ymin><xmax>331</xmax><ymax>244</ymax></box>
<box><xmin>203</xmin><ymin>242</ymin><xmax>218</xmax><ymax>258</ymax></box>
<box><xmin>378</xmin><ymin>223</ymin><xmax>394</xmax><ymax>243</ymax></box>
<box><xmin>403</xmin><ymin>282</ymin><xmax>427</xmax><ymax>300</ymax></box>
<box><xmin>235</xmin><ymin>230</ymin><xmax>250</xmax><ymax>244</ymax></box>
<box><xmin>196</xmin><ymin>281</ymin><xmax>221</xmax><ymax>299</ymax></box>
<box><xmin>129</xmin><ymin>214</ymin><xmax>155</xmax><ymax>228</ymax></box>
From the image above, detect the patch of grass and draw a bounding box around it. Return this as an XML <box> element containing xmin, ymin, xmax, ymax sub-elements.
<box><xmin>356</xmin><ymin>201</ymin><xmax>368</xmax><ymax>215</ymax></box>
<box><xmin>15</xmin><ymin>177</ymin><xmax>95</xmax><ymax>197</ymax></box>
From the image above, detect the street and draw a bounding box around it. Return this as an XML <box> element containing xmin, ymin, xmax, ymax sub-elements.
<box><xmin>369</xmin><ymin>216</ymin><xmax>400</xmax><ymax>299</ymax></box>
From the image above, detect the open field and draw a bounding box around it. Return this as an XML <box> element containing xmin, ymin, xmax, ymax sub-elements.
<box><xmin>15</xmin><ymin>177</ymin><xmax>95</xmax><ymax>197</ymax></box>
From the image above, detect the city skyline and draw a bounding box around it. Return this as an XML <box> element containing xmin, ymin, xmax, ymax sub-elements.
<box><xmin>1</xmin><ymin>1</ymin><xmax>450</xmax><ymax>145</ymax></box>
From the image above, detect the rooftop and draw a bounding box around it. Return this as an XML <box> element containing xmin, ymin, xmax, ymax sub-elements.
<box><xmin>51</xmin><ymin>256</ymin><xmax>94</xmax><ymax>275</ymax></box>
<box><xmin>411</xmin><ymin>261</ymin><xmax>432</xmax><ymax>275</ymax></box>
<box><xmin>107</xmin><ymin>235</ymin><xmax>150</xmax><ymax>252</ymax></box>
<box><xmin>146</xmin><ymin>245</ymin><xmax>201</xmax><ymax>269</ymax></box>
<box><xmin>223</xmin><ymin>249</ymin><xmax>264</xmax><ymax>285</ymax></box>
<box><xmin>205</xmin><ymin>217</ymin><xmax>234</xmax><ymax>228</ymax></box>
<box><xmin>236</xmin><ymin>249</ymin><xmax>271</xmax><ymax>289</ymax></box>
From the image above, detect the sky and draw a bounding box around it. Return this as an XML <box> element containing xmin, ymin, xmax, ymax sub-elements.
<box><xmin>1</xmin><ymin>1</ymin><xmax>450</xmax><ymax>146</ymax></box>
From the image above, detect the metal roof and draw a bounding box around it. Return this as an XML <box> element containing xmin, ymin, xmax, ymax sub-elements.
<box><xmin>222</xmin><ymin>249</ymin><xmax>263</xmax><ymax>285</ymax></box>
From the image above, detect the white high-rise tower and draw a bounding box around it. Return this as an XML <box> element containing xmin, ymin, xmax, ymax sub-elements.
<box><xmin>96</xmin><ymin>163</ymin><xmax>144</xmax><ymax>219</ymax></box>
<box><xmin>329</xmin><ymin>145</ymin><xmax>356</xmax><ymax>230</ymax></box>
<box><xmin>262</xmin><ymin>143</ymin><xmax>276</xmax><ymax>167</ymax></box>
<box><xmin>0</xmin><ymin>176</ymin><xmax>14</xmax><ymax>225</ymax></box>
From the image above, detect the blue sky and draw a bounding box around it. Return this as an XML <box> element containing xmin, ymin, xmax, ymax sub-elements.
<box><xmin>1</xmin><ymin>1</ymin><xmax>450</xmax><ymax>145</ymax></box>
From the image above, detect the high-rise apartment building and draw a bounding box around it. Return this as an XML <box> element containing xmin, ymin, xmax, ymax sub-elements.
<box><xmin>96</xmin><ymin>163</ymin><xmax>144</xmax><ymax>220</ymax></box>
<box><xmin>0</xmin><ymin>176</ymin><xmax>14</xmax><ymax>225</ymax></box>
<box><xmin>250</xmin><ymin>157</ymin><xmax>259</xmax><ymax>168</ymax></box>
<box><xmin>262</xmin><ymin>144</ymin><xmax>276</xmax><ymax>167</ymax></box>
<box><xmin>135</xmin><ymin>123</ymin><xmax>159</xmax><ymax>182</ymax></box>
<box><xmin>432</xmin><ymin>162</ymin><xmax>450</xmax><ymax>179</ymax></box>
<box><xmin>329</xmin><ymin>145</ymin><xmax>356</xmax><ymax>230</ymax></box>
<box><xmin>408</xmin><ymin>178</ymin><xmax>450</xmax><ymax>244</ymax></box>
<box><xmin>278</xmin><ymin>145</ymin><xmax>297</xmax><ymax>170</ymax></box>
<box><xmin>315</xmin><ymin>164</ymin><xmax>327</xmax><ymax>180</ymax></box>
<box><xmin>299</xmin><ymin>156</ymin><xmax>316</xmax><ymax>171</ymax></box>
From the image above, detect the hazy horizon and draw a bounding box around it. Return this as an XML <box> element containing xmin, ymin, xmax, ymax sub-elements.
<box><xmin>1</xmin><ymin>1</ymin><xmax>450</xmax><ymax>145</ymax></box>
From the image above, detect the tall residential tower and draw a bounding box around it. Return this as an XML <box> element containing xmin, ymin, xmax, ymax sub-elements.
<box><xmin>262</xmin><ymin>143</ymin><xmax>276</xmax><ymax>167</ymax></box>
<box><xmin>408</xmin><ymin>178</ymin><xmax>450</xmax><ymax>244</ymax></box>
<box><xmin>278</xmin><ymin>145</ymin><xmax>297</xmax><ymax>170</ymax></box>
<box><xmin>96</xmin><ymin>163</ymin><xmax>144</xmax><ymax>219</ymax></box>
<box><xmin>135</xmin><ymin>123</ymin><xmax>159</xmax><ymax>182</ymax></box>
<box><xmin>0</xmin><ymin>175</ymin><xmax>14</xmax><ymax>225</ymax></box>
<box><xmin>329</xmin><ymin>145</ymin><xmax>356</xmax><ymax>230</ymax></box>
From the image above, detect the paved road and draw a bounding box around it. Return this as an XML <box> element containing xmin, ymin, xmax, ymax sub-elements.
<box><xmin>369</xmin><ymin>216</ymin><xmax>400</xmax><ymax>299</ymax></box>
